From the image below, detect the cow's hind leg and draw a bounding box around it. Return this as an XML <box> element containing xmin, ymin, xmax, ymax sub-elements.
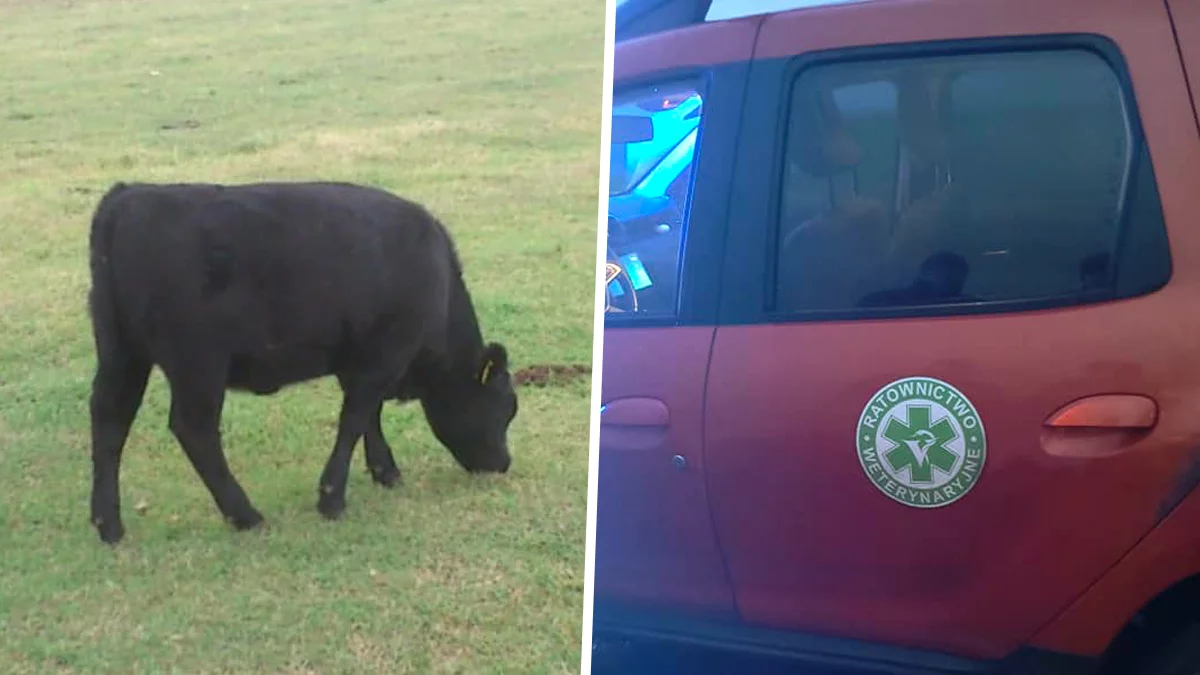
<box><xmin>90</xmin><ymin>350</ymin><xmax>152</xmax><ymax>544</ymax></box>
<box><xmin>363</xmin><ymin>401</ymin><xmax>401</xmax><ymax>488</ymax></box>
<box><xmin>164</xmin><ymin>356</ymin><xmax>264</xmax><ymax>531</ymax></box>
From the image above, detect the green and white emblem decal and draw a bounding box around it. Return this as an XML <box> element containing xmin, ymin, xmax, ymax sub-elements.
<box><xmin>856</xmin><ymin>376</ymin><xmax>986</xmax><ymax>508</ymax></box>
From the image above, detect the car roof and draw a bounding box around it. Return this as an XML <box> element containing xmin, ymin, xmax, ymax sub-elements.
<box><xmin>616</xmin><ymin>0</ymin><xmax>883</xmax><ymax>42</ymax></box>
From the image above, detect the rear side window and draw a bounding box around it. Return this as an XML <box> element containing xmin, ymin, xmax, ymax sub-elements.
<box><xmin>773</xmin><ymin>47</ymin><xmax>1172</xmax><ymax>315</ymax></box>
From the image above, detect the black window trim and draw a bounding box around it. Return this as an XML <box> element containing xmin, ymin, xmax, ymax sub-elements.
<box><xmin>756</xmin><ymin>32</ymin><xmax>1174</xmax><ymax>325</ymax></box>
<box><xmin>604</xmin><ymin>66</ymin><xmax>716</xmax><ymax>329</ymax></box>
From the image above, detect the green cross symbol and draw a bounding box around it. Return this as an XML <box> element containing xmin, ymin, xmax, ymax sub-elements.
<box><xmin>882</xmin><ymin>405</ymin><xmax>959</xmax><ymax>484</ymax></box>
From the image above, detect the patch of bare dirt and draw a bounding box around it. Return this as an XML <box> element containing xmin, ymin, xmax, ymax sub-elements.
<box><xmin>512</xmin><ymin>363</ymin><xmax>590</xmax><ymax>388</ymax></box>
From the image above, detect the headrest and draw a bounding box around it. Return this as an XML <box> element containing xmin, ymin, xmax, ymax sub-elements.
<box><xmin>789</xmin><ymin>90</ymin><xmax>863</xmax><ymax>177</ymax></box>
<box><xmin>792</xmin><ymin>127</ymin><xmax>863</xmax><ymax>177</ymax></box>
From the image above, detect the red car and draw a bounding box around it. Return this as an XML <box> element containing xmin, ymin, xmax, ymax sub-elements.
<box><xmin>593</xmin><ymin>0</ymin><xmax>1200</xmax><ymax>673</ymax></box>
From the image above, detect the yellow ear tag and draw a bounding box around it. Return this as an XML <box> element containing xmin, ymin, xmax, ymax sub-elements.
<box><xmin>479</xmin><ymin>359</ymin><xmax>494</xmax><ymax>385</ymax></box>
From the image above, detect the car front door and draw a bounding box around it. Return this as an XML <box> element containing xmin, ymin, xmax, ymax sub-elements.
<box><xmin>703</xmin><ymin>0</ymin><xmax>1200</xmax><ymax>660</ymax></box>
<box><xmin>593</xmin><ymin>19</ymin><xmax>758</xmax><ymax>617</ymax></box>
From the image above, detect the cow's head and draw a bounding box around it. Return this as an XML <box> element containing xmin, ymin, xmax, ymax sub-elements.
<box><xmin>418</xmin><ymin>342</ymin><xmax>517</xmax><ymax>473</ymax></box>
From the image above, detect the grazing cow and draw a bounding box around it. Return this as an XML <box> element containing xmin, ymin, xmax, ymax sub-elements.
<box><xmin>87</xmin><ymin>181</ymin><xmax>518</xmax><ymax>544</ymax></box>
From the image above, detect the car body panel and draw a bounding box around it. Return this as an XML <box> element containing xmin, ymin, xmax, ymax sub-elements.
<box><xmin>614</xmin><ymin>13</ymin><xmax>761</xmax><ymax>80</ymax></box>
<box><xmin>1030</xmin><ymin>474</ymin><xmax>1200</xmax><ymax>655</ymax></box>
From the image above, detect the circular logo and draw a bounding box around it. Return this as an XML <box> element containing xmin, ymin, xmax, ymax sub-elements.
<box><xmin>856</xmin><ymin>376</ymin><xmax>987</xmax><ymax>508</ymax></box>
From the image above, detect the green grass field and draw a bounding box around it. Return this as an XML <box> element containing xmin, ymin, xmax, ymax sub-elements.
<box><xmin>0</xmin><ymin>0</ymin><xmax>603</xmax><ymax>672</ymax></box>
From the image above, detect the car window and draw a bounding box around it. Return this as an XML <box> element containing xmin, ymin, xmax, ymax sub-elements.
<box><xmin>773</xmin><ymin>47</ymin><xmax>1171</xmax><ymax>315</ymax></box>
<box><xmin>606</xmin><ymin>80</ymin><xmax>703</xmax><ymax>318</ymax></box>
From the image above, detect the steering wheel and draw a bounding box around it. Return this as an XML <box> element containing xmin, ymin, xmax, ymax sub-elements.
<box><xmin>605</xmin><ymin>249</ymin><xmax>639</xmax><ymax>314</ymax></box>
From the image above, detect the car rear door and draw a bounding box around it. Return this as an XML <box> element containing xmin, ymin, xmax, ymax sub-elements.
<box><xmin>593</xmin><ymin>18</ymin><xmax>758</xmax><ymax>617</ymax></box>
<box><xmin>703</xmin><ymin>0</ymin><xmax>1200</xmax><ymax>659</ymax></box>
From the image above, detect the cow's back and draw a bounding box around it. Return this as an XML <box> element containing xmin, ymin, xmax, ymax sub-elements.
<box><xmin>94</xmin><ymin>181</ymin><xmax>456</xmax><ymax>369</ymax></box>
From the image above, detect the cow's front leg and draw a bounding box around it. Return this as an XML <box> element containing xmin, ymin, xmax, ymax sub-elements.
<box><xmin>165</xmin><ymin>357</ymin><xmax>264</xmax><ymax>531</ymax></box>
<box><xmin>363</xmin><ymin>401</ymin><xmax>402</xmax><ymax>488</ymax></box>
<box><xmin>322</xmin><ymin>342</ymin><xmax>420</xmax><ymax>518</ymax></box>
<box><xmin>319</xmin><ymin>377</ymin><xmax>395</xmax><ymax>519</ymax></box>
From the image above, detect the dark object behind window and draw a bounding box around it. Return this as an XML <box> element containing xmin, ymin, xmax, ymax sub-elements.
<box><xmin>773</xmin><ymin>47</ymin><xmax>1172</xmax><ymax>316</ymax></box>
<box><xmin>615</xmin><ymin>0</ymin><xmax>712</xmax><ymax>43</ymax></box>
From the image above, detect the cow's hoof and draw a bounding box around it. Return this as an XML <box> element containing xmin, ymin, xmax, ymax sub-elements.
<box><xmin>370</xmin><ymin>465</ymin><xmax>402</xmax><ymax>488</ymax></box>
<box><xmin>94</xmin><ymin>517</ymin><xmax>125</xmax><ymax>545</ymax></box>
<box><xmin>226</xmin><ymin>509</ymin><xmax>265</xmax><ymax>531</ymax></box>
<box><xmin>317</xmin><ymin>497</ymin><xmax>346</xmax><ymax>520</ymax></box>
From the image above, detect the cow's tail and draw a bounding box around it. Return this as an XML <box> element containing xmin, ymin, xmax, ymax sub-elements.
<box><xmin>88</xmin><ymin>182</ymin><xmax>131</xmax><ymax>365</ymax></box>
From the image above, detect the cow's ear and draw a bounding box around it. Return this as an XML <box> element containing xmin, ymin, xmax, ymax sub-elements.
<box><xmin>478</xmin><ymin>342</ymin><xmax>509</xmax><ymax>385</ymax></box>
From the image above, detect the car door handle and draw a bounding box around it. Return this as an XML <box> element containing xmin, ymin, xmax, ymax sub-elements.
<box><xmin>602</xmin><ymin>397</ymin><xmax>670</xmax><ymax>426</ymax></box>
<box><xmin>1042</xmin><ymin>394</ymin><xmax>1158</xmax><ymax>458</ymax></box>
<box><xmin>1045</xmin><ymin>394</ymin><xmax>1158</xmax><ymax>429</ymax></box>
<box><xmin>600</xmin><ymin>397</ymin><xmax>670</xmax><ymax>451</ymax></box>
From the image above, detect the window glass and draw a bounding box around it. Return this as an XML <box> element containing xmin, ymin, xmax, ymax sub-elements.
<box><xmin>606</xmin><ymin>81</ymin><xmax>702</xmax><ymax>317</ymax></box>
<box><xmin>774</xmin><ymin>48</ymin><xmax>1171</xmax><ymax>314</ymax></box>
